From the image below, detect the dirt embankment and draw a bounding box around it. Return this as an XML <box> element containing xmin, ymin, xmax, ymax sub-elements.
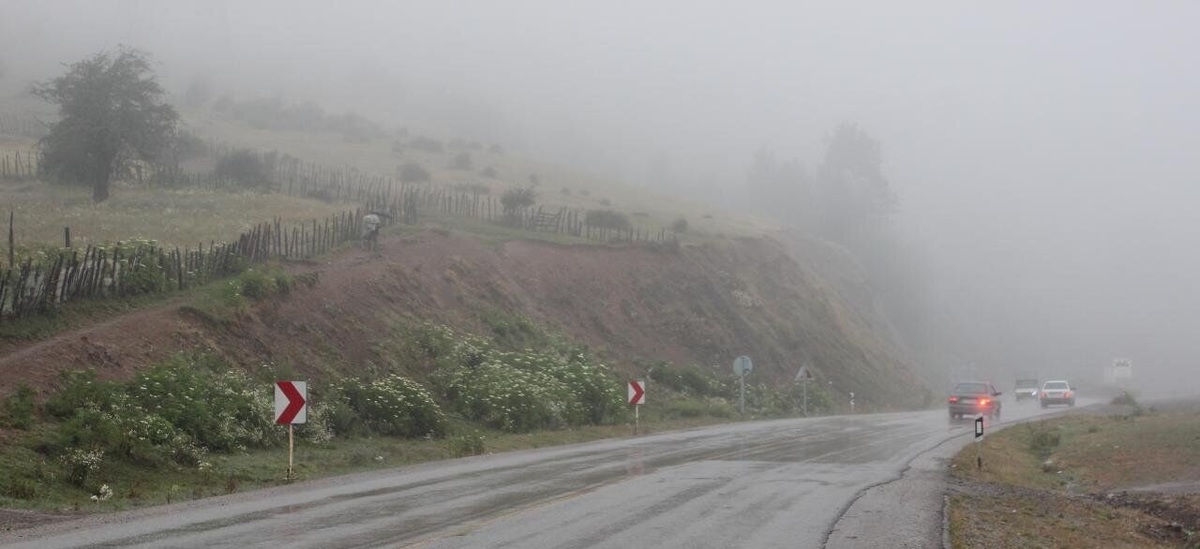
<box><xmin>0</xmin><ymin>230</ymin><xmax>928</xmax><ymax>409</ymax></box>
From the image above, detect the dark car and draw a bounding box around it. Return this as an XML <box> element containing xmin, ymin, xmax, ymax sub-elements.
<box><xmin>947</xmin><ymin>381</ymin><xmax>1002</xmax><ymax>419</ymax></box>
<box><xmin>1014</xmin><ymin>378</ymin><xmax>1040</xmax><ymax>401</ymax></box>
<box><xmin>1039</xmin><ymin>380</ymin><xmax>1076</xmax><ymax>408</ymax></box>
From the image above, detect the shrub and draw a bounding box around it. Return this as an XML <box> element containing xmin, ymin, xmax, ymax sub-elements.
<box><xmin>433</xmin><ymin>332</ymin><xmax>624</xmax><ymax>430</ymax></box>
<box><xmin>445</xmin><ymin>432</ymin><xmax>486</xmax><ymax>457</ymax></box>
<box><xmin>399</xmin><ymin>162</ymin><xmax>431</xmax><ymax>183</ymax></box>
<box><xmin>214</xmin><ymin>149</ymin><xmax>273</xmax><ymax>188</ymax></box>
<box><xmin>49</xmin><ymin>354</ymin><xmax>278</xmax><ymax>469</ymax></box>
<box><xmin>2</xmin><ymin>384</ymin><xmax>37</xmax><ymax>429</ymax></box>
<box><xmin>115</xmin><ymin>240</ymin><xmax>168</xmax><ymax>296</ymax></box>
<box><xmin>1027</xmin><ymin>424</ymin><xmax>1061</xmax><ymax>456</ymax></box>
<box><xmin>585</xmin><ymin>209</ymin><xmax>630</xmax><ymax>231</ymax></box>
<box><xmin>672</xmin><ymin>217</ymin><xmax>689</xmax><ymax>233</ymax></box>
<box><xmin>45</xmin><ymin>370</ymin><xmax>118</xmax><ymax>420</ymax></box>
<box><xmin>500</xmin><ymin>186</ymin><xmax>537</xmax><ymax>216</ymax></box>
<box><xmin>442</xmin><ymin>362</ymin><xmax>568</xmax><ymax>432</ymax></box>
<box><xmin>331</xmin><ymin>376</ymin><xmax>446</xmax><ymax>438</ymax></box>
<box><xmin>237</xmin><ymin>268</ymin><xmax>277</xmax><ymax>299</ymax></box>
<box><xmin>480</xmin><ymin>166</ymin><xmax>498</xmax><ymax>178</ymax></box>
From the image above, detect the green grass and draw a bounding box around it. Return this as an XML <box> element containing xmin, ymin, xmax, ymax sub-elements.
<box><xmin>0</xmin><ymin>412</ymin><xmax>739</xmax><ymax>513</ymax></box>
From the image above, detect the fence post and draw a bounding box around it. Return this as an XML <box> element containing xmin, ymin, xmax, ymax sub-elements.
<box><xmin>8</xmin><ymin>211</ymin><xmax>13</xmax><ymax>269</ymax></box>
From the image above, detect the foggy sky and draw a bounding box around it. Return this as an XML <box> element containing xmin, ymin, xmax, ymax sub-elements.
<box><xmin>3</xmin><ymin>1</ymin><xmax>1198</xmax><ymax>394</ymax></box>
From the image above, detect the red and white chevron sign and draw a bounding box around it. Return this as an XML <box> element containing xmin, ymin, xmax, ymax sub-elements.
<box><xmin>274</xmin><ymin>381</ymin><xmax>307</xmax><ymax>424</ymax></box>
<box><xmin>628</xmin><ymin>380</ymin><xmax>645</xmax><ymax>405</ymax></box>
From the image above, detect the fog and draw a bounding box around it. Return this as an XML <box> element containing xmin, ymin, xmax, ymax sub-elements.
<box><xmin>3</xmin><ymin>1</ymin><xmax>1198</xmax><ymax>397</ymax></box>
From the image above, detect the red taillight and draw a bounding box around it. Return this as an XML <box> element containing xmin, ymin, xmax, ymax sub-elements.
<box><xmin>1040</xmin><ymin>391</ymin><xmax>1047</xmax><ymax>398</ymax></box>
<box><xmin>979</xmin><ymin>398</ymin><xmax>990</xmax><ymax>406</ymax></box>
<box><xmin>1064</xmin><ymin>391</ymin><xmax>1072</xmax><ymax>398</ymax></box>
<box><xmin>948</xmin><ymin>396</ymin><xmax>958</xmax><ymax>403</ymax></box>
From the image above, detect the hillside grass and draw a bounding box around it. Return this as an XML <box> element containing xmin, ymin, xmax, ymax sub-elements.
<box><xmin>187</xmin><ymin>113</ymin><xmax>768</xmax><ymax>242</ymax></box>
<box><xmin>947</xmin><ymin>405</ymin><xmax>1200</xmax><ymax>548</ymax></box>
<box><xmin>0</xmin><ymin>179</ymin><xmax>354</xmax><ymax>253</ymax></box>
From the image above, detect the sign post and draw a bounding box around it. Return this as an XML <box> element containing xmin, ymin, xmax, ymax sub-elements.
<box><xmin>795</xmin><ymin>366</ymin><xmax>813</xmax><ymax>417</ymax></box>
<box><xmin>849</xmin><ymin>392</ymin><xmax>855</xmax><ymax>414</ymax></box>
<box><xmin>974</xmin><ymin>415</ymin><xmax>985</xmax><ymax>469</ymax></box>
<box><xmin>733</xmin><ymin>356</ymin><xmax>753</xmax><ymax>415</ymax></box>
<box><xmin>628</xmin><ymin>380</ymin><xmax>646</xmax><ymax>434</ymax></box>
<box><xmin>274</xmin><ymin>381</ymin><xmax>308</xmax><ymax>482</ymax></box>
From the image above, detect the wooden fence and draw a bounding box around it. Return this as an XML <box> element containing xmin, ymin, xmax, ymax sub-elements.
<box><xmin>0</xmin><ymin>147</ymin><xmax>677</xmax><ymax>319</ymax></box>
<box><xmin>0</xmin><ymin>150</ymin><xmax>38</xmax><ymax>181</ymax></box>
<box><xmin>0</xmin><ymin>114</ymin><xmax>46</xmax><ymax>138</ymax></box>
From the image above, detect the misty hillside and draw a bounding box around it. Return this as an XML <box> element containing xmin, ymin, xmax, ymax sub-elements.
<box><xmin>0</xmin><ymin>227</ymin><xmax>931</xmax><ymax>413</ymax></box>
<box><xmin>0</xmin><ymin>77</ymin><xmax>933</xmax><ymax>413</ymax></box>
<box><xmin>4</xmin><ymin>1</ymin><xmax>1195</xmax><ymax>406</ymax></box>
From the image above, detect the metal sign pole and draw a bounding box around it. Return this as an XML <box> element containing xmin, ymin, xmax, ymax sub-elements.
<box><xmin>739</xmin><ymin>374</ymin><xmax>745</xmax><ymax>415</ymax></box>
<box><xmin>635</xmin><ymin>404</ymin><xmax>640</xmax><ymax>435</ymax></box>
<box><xmin>803</xmin><ymin>377</ymin><xmax>808</xmax><ymax>417</ymax></box>
<box><xmin>288</xmin><ymin>424</ymin><xmax>294</xmax><ymax>482</ymax></box>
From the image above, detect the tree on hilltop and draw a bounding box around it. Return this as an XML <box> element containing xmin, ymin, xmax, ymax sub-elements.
<box><xmin>815</xmin><ymin>123</ymin><xmax>894</xmax><ymax>244</ymax></box>
<box><xmin>34</xmin><ymin>47</ymin><xmax>179</xmax><ymax>202</ymax></box>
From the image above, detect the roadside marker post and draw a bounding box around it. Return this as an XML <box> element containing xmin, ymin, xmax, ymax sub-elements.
<box><xmin>733</xmin><ymin>356</ymin><xmax>753</xmax><ymax>415</ymax></box>
<box><xmin>628</xmin><ymin>380</ymin><xmax>646</xmax><ymax>434</ymax></box>
<box><xmin>795</xmin><ymin>366</ymin><xmax>814</xmax><ymax>417</ymax></box>
<box><xmin>975</xmin><ymin>415</ymin><xmax>985</xmax><ymax>469</ymax></box>
<box><xmin>275</xmin><ymin>381</ymin><xmax>308</xmax><ymax>482</ymax></box>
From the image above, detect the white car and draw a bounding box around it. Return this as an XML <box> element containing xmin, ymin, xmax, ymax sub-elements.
<box><xmin>1039</xmin><ymin>380</ymin><xmax>1076</xmax><ymax>408</ymax></box>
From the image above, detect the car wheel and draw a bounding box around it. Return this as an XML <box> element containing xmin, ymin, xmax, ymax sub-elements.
<box><xmin>1069</xmin><ymin>400</ymin><xmax>1075</xmax><ymax>407</ymax></box>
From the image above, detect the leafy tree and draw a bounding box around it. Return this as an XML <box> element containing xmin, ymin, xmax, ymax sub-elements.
<box><xmin>34</xmin><ymin>47</ymin><xmax>179</xmax><ymax>202</ymax></box>
<box><xmin>814</xmin><ymin>123</ymin><xmax>893</xmax><ymax>244</ymax></box>
<box><xmin>746</xmin><ymin>146</ymin><xmax>813</xmax><ymax>228</ymax></box>
<box><xmin>500</xmin><ymin>186</ymin><xmax>537</xmax><ymax>216</ymax></box>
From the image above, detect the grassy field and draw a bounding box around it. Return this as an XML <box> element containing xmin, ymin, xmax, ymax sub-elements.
<box><xmin>948</xmin><ymin>402</ymin><xmax>1200</xmax><ymax>548</ymax></box>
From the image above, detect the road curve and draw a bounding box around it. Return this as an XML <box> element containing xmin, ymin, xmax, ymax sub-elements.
<box><xmin>0</xmin><ymin>400</ymin><xmax>1080</xmax><ymax>548</ymax></box>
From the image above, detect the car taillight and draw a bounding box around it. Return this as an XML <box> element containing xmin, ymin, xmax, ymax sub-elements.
<box><xmin>1064</xmin><ymin>391</ymin><xmax>1072</xmax><ymax>398</ymax></box>
<box><xmin>948</xmin><ymin>396</ymin><xmax>958</xmax><ymax>403</ymax></box>
<box><xmin>1040</xmin><ymin>391</ymin><xmax>1046</xmax><ymax>398</ymax></box>
<box><xmin>978</xmin><ymin>398</ymin><xmax>990</xmax><ymax>406</ymax></box>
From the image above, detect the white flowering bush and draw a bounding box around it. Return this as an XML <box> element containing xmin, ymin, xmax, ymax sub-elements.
<box><xmin>112</xmin><ymin>238</ymin><xmax>168</xmax><ymax>295</ymax></box>
<box><xmin>417</xmin><ymin>324</ymin><xmax>626</xmax><ymax>432</ymax></box>
<box><xmin>443</xmin><ymin>362</ymin><xmax>570</xmax><ymax>432</ymax></box>
<box><xmin>330</xmin><ymin>375</ymin><xmax>447</xmax><ymax>438</ymax></box>
<box><xmin>61</xmin><ymin>448</ymin><xmax>104</xmax><ymax>487</ymax></box>
<box><xmin>47</xmin><ymin>354</ymin><xmax>279</xmax><ymax>470</ymax></box>
<box><xmin>125</xmin><ymin>354</ymin><xmax>276</xmax><ymax>452</ymax></box>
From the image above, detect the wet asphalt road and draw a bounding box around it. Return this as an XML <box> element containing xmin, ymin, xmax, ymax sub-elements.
<box><xmin>0</xmin><ymin>399</ymin><xmax>1084</xmax><ymax>549</ymax></box>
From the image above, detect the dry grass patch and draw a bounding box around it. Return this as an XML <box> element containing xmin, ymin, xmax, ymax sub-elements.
<box><xmin>948</xmin><ymin>409</ymin><xmax>1200</xmax><ymax>548</ymax></box>
<box><xmin>948</xmin><ymin>489</ymin><xmax>1166</xmax><ymax>548</ymax></box>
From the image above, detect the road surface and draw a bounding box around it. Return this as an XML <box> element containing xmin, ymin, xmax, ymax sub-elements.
<box><xmin>0</xmin><ymin>399</ymin><xmax>1083</xmax><ymax>548</ymax></box>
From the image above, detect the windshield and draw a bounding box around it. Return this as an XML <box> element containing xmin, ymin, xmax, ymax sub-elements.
<box><xmin>1043</xmin><ymin>381</ymin><xmax>1069</xmax><ymax>390</ymax></box>
<box><xmin>953</xmin><ymin>383</ymin><xmax>991</xmax><ymax>394</ymax></box>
